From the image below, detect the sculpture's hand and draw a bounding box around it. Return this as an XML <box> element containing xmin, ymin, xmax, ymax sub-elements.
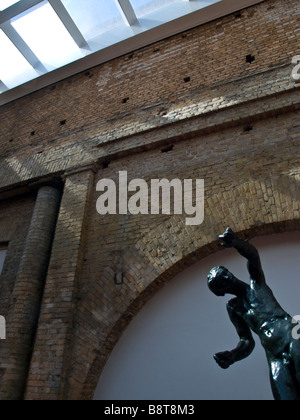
<box><xmin>214</xmin><ymin>351</ymin><xmax>234</xmax><ymax>369</ymax></box>
<box><xmin>219</xmin><ymin>227</ymin><xmax>238</xmax><ymax>248</ymax></box>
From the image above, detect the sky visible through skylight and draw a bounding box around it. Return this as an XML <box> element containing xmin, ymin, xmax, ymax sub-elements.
<box><xmin>130</xmin><ymin>0</ymin><xmax>176</xmax><ymax>18</ymax></box>
<box><xmin>0</xmin><ymin>0</ymin><xmax>221</xmax><ymax>94</ymax></box>
<box><xmin>12</xmin><ymin>2</ymin><xmax>83</xmax><ymax>70</ymax></box>
<box><xmin>0</xmin><ymin>0</ymin><xmax>20</xmax><ymax>11</ymax></box>
<box><xmin>0</xmin><ymin>28</ymin><xmax>37</xmax><ymax>86</ymax></box>
<box><xmin>61</xmin><ymin>0</ymin><xmax>124</xmax><ymax>40</ymax></box>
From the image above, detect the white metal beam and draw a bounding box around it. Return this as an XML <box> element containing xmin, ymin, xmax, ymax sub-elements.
<box><xmin>115</xmin><ymin>0</ymin><xmax>138</xmax><ymax>26</ymax></box>
<box><xmin>48</xmin><ymin>0</ymin><xmax>88</xmax><ymax>49</ymax></box>
<box><xmin>0</xmin><ymin>0</ymin><xmax>44</xmax><ymax>25</ymax></box>
<box><xmin>1</xmin><ymin>21</ymin><xmax>47</xmax><ymax>73</ymax></box>
<box><xmin>0</xmin><ymin>80</ymin><xmax>8</xmax><ymax>93</ymax></box>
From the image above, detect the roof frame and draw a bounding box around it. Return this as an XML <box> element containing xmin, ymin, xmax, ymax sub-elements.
<box><xmin>0</xmin><ymin>0</ymin><xmax>44</xmax><ymax>25</ymax></box>
<box><xmin>1</xmin><ymin>20</ymin><xmax>47</xmax><ymax>73</ymax></box>
<box><xmin>0</xmin><ymin>0</ymin><xmax>88</xmax><ymax>55</ymax></box>
<box><xmin>115</xmin><ymin>0</ymin><xmax>138</xmax><ymax>26</ymax></box>
<box><xmin>48</xmin><ymin>0</ymin><xmax>88</xmax><ymax>49</ymax></box>
<box><xmin>0</xmin><ymin>80</ymin><xmax>8</xmax><ymax>92</ymax></box>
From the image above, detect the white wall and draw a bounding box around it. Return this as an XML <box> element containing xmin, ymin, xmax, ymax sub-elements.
<box><xmin>94</xmin><ymin>231</ymin><xmax>300</xmax><ymax>400</ymax></box>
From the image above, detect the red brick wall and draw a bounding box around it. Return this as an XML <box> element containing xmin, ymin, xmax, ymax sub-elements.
<box><xmin>0</xmin><ymin>0</ymin><xmax>299</xmax><ymax>164</ymax></box>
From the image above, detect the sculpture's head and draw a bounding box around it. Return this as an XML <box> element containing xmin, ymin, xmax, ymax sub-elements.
<box><xmin>207</xmin><ymin>266</ymin><xmax>235</xmax><ymax>296</ymax></box>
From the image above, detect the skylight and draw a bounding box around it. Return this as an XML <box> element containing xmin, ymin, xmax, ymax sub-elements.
<box><xmin>130</xmin><ymin>0</ymin><xmax>176</xmax><ymax>18</ymax></box>
<box><xmin>1</xmin><ymin>0</ymin><xmax>262</xmax><ymax>104</ymax></box>
<box><xmin>12</xmin><ymin>2</ymin><xmax>83</xmax><ymax>70</ymax></box>
<box><xmin>0</xmin><ymin>0</ymin><xmax>20</xmax><ymax>11</ymax></box>
<box><xmin>61</xmin><ymin>0</ymin><xmax>124</xmax><ymax>40</ymax></box>
<box><xmin>0</xmin><ymin>27</ymin><xmax>38</xmax><ymax>87</ymax></box>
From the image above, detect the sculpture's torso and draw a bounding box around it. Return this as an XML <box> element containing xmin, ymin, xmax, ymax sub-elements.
<box><xmin>236</xmin><ymin>282</ymin><xmax>294</xmax><ymax>358</ymax></box>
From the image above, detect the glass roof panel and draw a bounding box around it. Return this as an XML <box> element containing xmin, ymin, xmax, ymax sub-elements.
<box><xmin>11</xmin><ymin>1</ymin><xmax>84</xmax><ymax>70</ymax></box>
<box><xmin>130</xmin><ymin>0</ymin><xmax>175</xmax><ymax>18</ymax></box>
<box><xmin>0</xmin><ymin>0</ymin><xmax>20</xmax><ymax>11</ymax></box>
<box><xmin>61</xmin><ymin>0</ymin><xmax>124</xmax><ymax>41</ymax></box>
<box><xmin>0</xmin><ymin>28</ymin><xmax>38</xmax><ymax>88</ymax></box>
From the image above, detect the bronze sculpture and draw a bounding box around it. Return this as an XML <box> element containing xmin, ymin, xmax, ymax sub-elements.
<box><xmin>208</xmin><ymin>228</ymin><xmax>300</xmax><ymax>400</ymax></box>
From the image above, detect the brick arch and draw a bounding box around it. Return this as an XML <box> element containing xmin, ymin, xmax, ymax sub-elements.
<box><xmin>77</xmin><ymin>174</ymin><xmax>300</xmax><ymax>400</ymax></box>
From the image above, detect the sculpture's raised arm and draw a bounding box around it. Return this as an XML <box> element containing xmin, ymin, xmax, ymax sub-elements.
<box><xmin>219</xmin><ymin>228</ymin><xmax>266</xmax><ymax>285</ymax></box>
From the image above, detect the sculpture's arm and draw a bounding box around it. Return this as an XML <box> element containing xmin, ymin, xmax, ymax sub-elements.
<box><xmin>219</xmin><ymin>227</ymin><xmax>266</xmax><ymax>285</ymax></box>
<box><xmin>214</xmin><ymin>298</ymin><xmax>255</xmax><ymax>369</ymax></box>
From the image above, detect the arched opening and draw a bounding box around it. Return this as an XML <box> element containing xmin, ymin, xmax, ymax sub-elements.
<box><xmin>94</xmin><ymin>231</ymin><xmax>300</xmax><ymax>400</ymax></box>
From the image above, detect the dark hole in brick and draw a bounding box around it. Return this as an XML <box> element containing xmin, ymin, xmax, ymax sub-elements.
<box><xmin>0</xmin><ymin>368</ymin><xmax>6</xmax><ymax>380</ymax></box>
<box><xmin>60</xmin><ymin>119</ymin><xmax>67</xmax><ymax>126</ymax></box>
<box><xmin>153</xmin><ymin>48</ymin><xmax>160</xmax><ymax>53</ymax></box>
<box><xmin>235</xmin><ymin>12</ymin><xmax>242</xmax><ymax>19</ymax></box>
<box><xmin>85</xmin><ymin>71</ymin><xmax>91</xmax><ymax>76</ymax></box>
<box><xmin>50</xmin><ymin>85</ymin><xmax>56</xmax><ymax>91</ymax></box>
<box><xmin>182</xmin><ymin>34</ymin><xmax>187</xmax><ymax>39</ymax></box>
<box><xmin>184</xmin><ymin>77</ymin><xmax>191</xmax><ymax>83</ymax></box>
<box><xmin>128</xmin><ymin>53</ymin><xmax>134</xmax><ymax>59</ymax></box>
<box><xmin>103</xmin><ymin>161</ymin><xmax>110</xmax><ymax>169</ymax></box>
<box><xmin>31</xmin><ymin>131</ymin><xmax>36</xmax><ymax>136</ymax></box>
<box><xmin>244</xmin><ymin>125</ymin><xmax>253</xmax><ymax>132</ymax></box>
<box><xmin>114</xmin><ymin>272</ymin><xmax>124</xmax><ymax>285</ymax></box>
<box><xmin>122</xmin><ymin>98</ymin><xmax>129</xmax><ymax>104</ymax></box>
<box><xmin>9</xmin><ymin>138</ymin><xmax>13</xmax><ymax>143</ymax></box>
<box><xmin>161</xmin><ymin>145</ymin><xmax>174</xmax><ymax>153</ymax></box>
<box><xmin>246</xmin><ymin>54</ymin><xmax>255</xmax><ymax>64</ymax></box>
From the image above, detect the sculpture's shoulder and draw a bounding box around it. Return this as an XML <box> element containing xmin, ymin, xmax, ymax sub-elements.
<box><xmin>249</xmin><ymin>282</ymin><xmax>277</xmax><ymax>304</ymax></box>
<box><xmin>247</xmin><ymin>282</ymin><xmax>289</xmax><ymax>322</ymax></box>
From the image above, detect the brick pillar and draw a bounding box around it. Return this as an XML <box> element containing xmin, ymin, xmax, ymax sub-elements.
<box><xmin>24</xmin><ymin>167</ymin><xmax>96</xmax><ymax>400</ymax></box>
<box><xmin>0</xmin><ymin>185</ymin><xmax>61</xmax><ymax>400</ymax></box>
